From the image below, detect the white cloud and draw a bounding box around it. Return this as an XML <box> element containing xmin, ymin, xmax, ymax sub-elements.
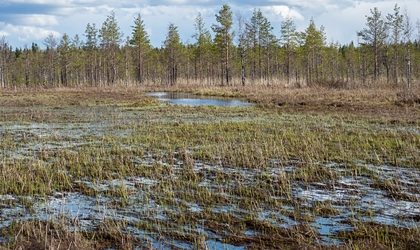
<box><xmin>16</xmin><ymin>14</ymin><xmax>59</xmax><ymax>26</ymax></box>
<box><xmin>317</xmin><ymin>0</ymin><xmax>420</xmax><ymax>44</ymax></box>
<box><xmin>0</xmin><ymin>22</ymin><xmax>60</xmax><ymax>42</ymax></box>
<box><xmin>0</xmin><ymin>31</ymin><xmax>10</xmax><ymax>37</ymax></box>
<box><xmin>139</xmin><ymin>5</ymin><xmax>211</xmax><ymax>20</ymax></box>
<box><xmin>8</xmin><ymin>0</ymin><xmax>72</xmax><ymax>5</ymax></box>
<box><xmin>267</xmin><ymin>0</ymin><xmax>337</xmax><ymax>11</ymax></box>
<box><xmin>261</xmin><ymin>5</ymin><xmax>304</xmax><ymax>21</ymax></box>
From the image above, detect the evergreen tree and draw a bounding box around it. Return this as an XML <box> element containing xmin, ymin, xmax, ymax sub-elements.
<box><xmin>164</xmin><ymin>23</ymin><xmax>182</xmax><ymax>85</ymax></box>
<box><xmin>303</xmin><ymin>19</ymin><xmax>326</xmax><ymax>85</ymax></box>
<box><xmin>71</xmin><ymin>34</ymin><xmax>84</xmax><ymax>85</ymax></box>
<box><xmin>212</xmin><ymin>4</ymin><xmax>233</xmax><ymax>86</ymax></box>
<box><xmin>44</xmin><ymin>34</ymin><xmax>58</xmax><ymax>86</ymax></box>
<box><xmin>0</xmin><ymin>4</ymin><xmax>418</xmax><ymax>89</ymax></box>
<box><xmin>192</xmin><ymin>13</ymin><xmax>212</xmax><ymax>81</ymax></box>
<box><xmin>342</xmin><ymin>42</ymin><xmax>359</xmax><ymax>85</ymax></box>
<box><xmin>358</xmin><ymin>7</ymin><xmax>388</xmax><ymax>82</ymax></box>
<box><xmin>131</xmin><ymin>14</ymin><xmax>150</xmax><ymax>84</ymax></box>
<box><xmin>245</xmin><ymin>9</ymin><xmax>276</xmax><ymax>82</ymax></box>
<box><xmin>100</xmin><ymin>11</ymin><xmax>121</xmax><ymax>84</ymax></box>
<box><xmin>84</xmin><ymin>23</ymin><xmax>98</xmax><ymax>86</ymax></box>
<box><xmin>280</xmin><ymin>17</ymin><xmax>300</xmax><ymax>85</ymax></box>
<box><xmin>58</xmin><ymin>33</ymin><xmax>70</xmax><ymax>86</ymax></box>
<box><xmin>85</xmin><ymin>23</ymin><xmax>98</xmax><ymax>50</ymax></box>
<box><xmin>386</xmin><ymin>4</ymin><xmax>404</xmax><ymax>84</ymax></box>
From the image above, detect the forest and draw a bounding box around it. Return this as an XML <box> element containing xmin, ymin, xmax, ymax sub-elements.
<box><xmin>0</xmin><ymin>4</ymin><xmax>419</xmax><ymax>89</ymax></box>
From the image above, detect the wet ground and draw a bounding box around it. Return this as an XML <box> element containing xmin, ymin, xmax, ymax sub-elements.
<box><xmin>0</xmin><ymin>155</ymin><xmax>419</xmax><ymax>247</ymax></box>
<box><xmin>0</xmin><ymin>93</ymin><xmax>419</xmax><ymax>249</ymax></box>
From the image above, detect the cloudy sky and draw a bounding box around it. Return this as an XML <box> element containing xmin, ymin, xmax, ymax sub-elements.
<box><xmin>0</xmin><ymin>0</ymin><xmax>419</xmax><ymax>48</ymax></box>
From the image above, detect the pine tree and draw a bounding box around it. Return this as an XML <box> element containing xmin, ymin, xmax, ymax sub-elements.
<box><xmin>84</xmin><ymin>23</ymin><xmax>98</xmax><ymax>86</ymax></box>
<box><xmin>358</xmin><ymin>7</ymin><xmax>388</xmax><ymax>82</ymax></box>
<box><xmin>85</xmin><ymin>23</ymin><xmax>98</xmax><ymax>50</ymax></box>
<box><xmin>386</xmin><ymin>4</ymin><xmax>404</xmax><ymax>85</ymax></box>
<box><xmin>341</xmin><ymin>42</ymin><xmax>358</xmax><ymax>85</ymax></box>
<box><xmin>164</xmin><ymin>23</ymin><xmax>182</xmax><ymax>85</ymax></box>
<box><xmin>100</xmin><ymin>11</ymin><xmax>121</xmax><ymax>84</ymax></box>
<box><xmin>280</xmin><ymin>17</ymin><xmax>300</xmax><ymax>85</ymax></box>
<box><xmin>212</xmin><ymin>4</ymin><xmax>233</xmax><ymax>86</ymax></box>
<box><xmin>131</xmin><ymin>14</ymin><xmax>151</xmax><ymax>84</ymax></box>
<box><xmin>58</xmin><ymin>33</ymin><xmax>70</xmax><ymax>86</ymax></box>
<box><xmin>192</xmin><ymin>13</ymin><xmax>212</xmax><ymax>82</ymax></box>
<box><xmin>71</xmin><ymin>34</ymin><xmax>84</xmax><ymax>85</ymax></box>
<box><xmin>303</xmin><ymin>19</ymin><xmax>325</xmax><ymax>85</ymax></box>
<box><xmin>245</xmin><ymin>9</ymin><xmax>276</xmax><ymax>82</ymax></box>
<box><xmin>1</xmin><ymin>4</ymin><xmax>419</xmax><ymax>89</ymax></box>
<box><xmin>44</xmin><ymin>34</ymin><xmax>58</xmax><ymax>86</ymax></box>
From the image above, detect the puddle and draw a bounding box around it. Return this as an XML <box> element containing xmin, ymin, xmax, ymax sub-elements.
<box><xmin>313</xmin><ymin>216</ymin><xmax>353</xmax><ymax>245</ymax></box>
<box><xmin>147</xmin><ymin>92</ymin><xmax>253</xmax><ymax>107</ymax></box>
<box><xmin>206</xmin><ymin>240</ymin><xmax>245</xmax><ymax>250</ymax></box>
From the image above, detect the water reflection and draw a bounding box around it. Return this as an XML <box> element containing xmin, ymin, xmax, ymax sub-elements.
<box><xmin>147</xmin><ymin>92</ymin><xmax>253</xmax><ymax>107</ymax></box>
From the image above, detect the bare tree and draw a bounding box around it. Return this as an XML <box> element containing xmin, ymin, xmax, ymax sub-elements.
<box><xmin>402</xmin><ymin>11</ymin><xmax>413</xmax><ymax>88</ymax></box>
<box><xmin>0</xmin><ymin>37</ymin><xmax>7</xmax><ymax>88</ymax></box>
<box><xmin>237</xmin><ymin>14</ymin><xmax>247</xmax><ymax>86</ymax></box>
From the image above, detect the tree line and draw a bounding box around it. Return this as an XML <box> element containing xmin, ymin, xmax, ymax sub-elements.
<box><xmin>0</xmin><ymin>4</ymin><xmax>419</xmax><ymax>89</ymax></box>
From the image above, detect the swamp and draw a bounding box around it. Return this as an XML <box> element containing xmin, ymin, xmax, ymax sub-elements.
<box><xmin>0</xmin><ymin>1</ymin><xmax>420</xmax><ymax>248</ymax></box>
<box><xmin>0</xmin><ymin>87</ymin><xmax>418</xmax><ymax>249</ymax></box>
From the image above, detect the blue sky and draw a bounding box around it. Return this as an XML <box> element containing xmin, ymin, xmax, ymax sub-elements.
<box><xmin>0</xmin><ymin>0</ymin><xmax>419</xmax><ymax>48</ymax></box>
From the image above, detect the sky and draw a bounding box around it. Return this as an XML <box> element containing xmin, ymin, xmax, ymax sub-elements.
<box><xmin>0</xmin><ymin>0</ymin><xmax>419</xmax><ymax>48</ymax></box>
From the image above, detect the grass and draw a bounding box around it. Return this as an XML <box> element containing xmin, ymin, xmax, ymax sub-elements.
<box><xmin>147</xmin><ymin>83</ymin><xmax>420</xmax><ymax>121</ymax></box>
<box><xmin>0</xmin><ymin>86</ymin><xmax>419</xmax><ymax>249</ymax></box>
<box><xmin>342</xmin><ymin>222</ymin><xmax>420</xmax><ymax>250</ymax></box>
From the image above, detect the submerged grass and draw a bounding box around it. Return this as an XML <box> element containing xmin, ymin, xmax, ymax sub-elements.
<box><xmin>0</xmin><ymin>88</ymin><xmax>419</xmax><ymax>249</ymax></box>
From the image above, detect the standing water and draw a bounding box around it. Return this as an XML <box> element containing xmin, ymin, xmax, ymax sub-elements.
<box><xmin>147</xmin><ymin>92</ymin><xmax>253</xmax><ymax>107</ymax></box>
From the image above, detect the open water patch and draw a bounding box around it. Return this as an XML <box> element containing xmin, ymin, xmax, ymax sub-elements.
<box><xmin>147</xmin><ymin>92</ymin><xmax>253</xmax><ymax>107</ymax></box>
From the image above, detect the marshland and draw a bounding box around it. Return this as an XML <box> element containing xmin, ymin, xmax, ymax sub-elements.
<box><xmin>0</xmin><ymin>85</ymin><xmax>419</xmax><ymax>249</ymax></box>
<box><xmin>1</xmin><ymin>1</ymin><xmax>420</xmax><ymax>249</ymax></box>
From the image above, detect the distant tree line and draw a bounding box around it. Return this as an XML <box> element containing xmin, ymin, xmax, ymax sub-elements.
<box><xmin>0</xmin><ymin>4</ymin><xmax>419</xmax><ymax>89</ymax></box>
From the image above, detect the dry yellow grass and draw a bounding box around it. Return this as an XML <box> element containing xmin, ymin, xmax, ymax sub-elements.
<box><xmin>146</xmin><ymin>83</ymin><xmax>420</xmax><ymax>121</ymax></box>
<box><xmin>1</xmin><ymin>83</ymin><xmax>418</xmax><ymax>121</ymax></box>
